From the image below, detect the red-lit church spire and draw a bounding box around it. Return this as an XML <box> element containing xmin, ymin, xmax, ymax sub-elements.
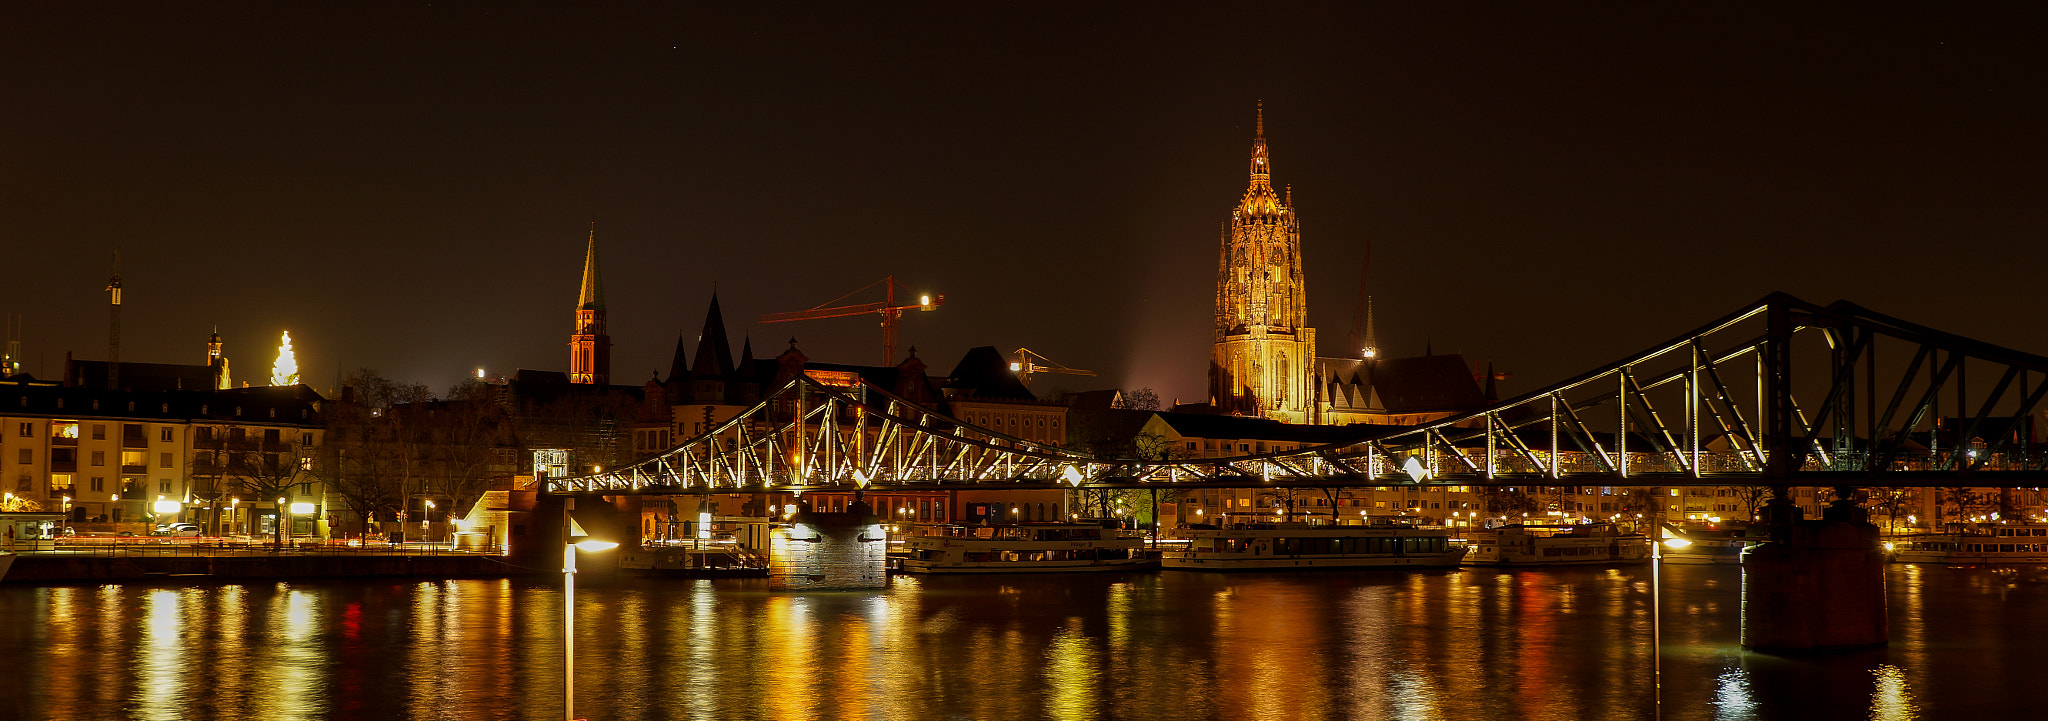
<box><xmin>569</xmin><ymin>223</ymin><xmax>611</xmax><ymax>385</ymax></box>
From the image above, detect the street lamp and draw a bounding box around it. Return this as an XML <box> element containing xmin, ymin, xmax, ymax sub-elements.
<box><xmin>562</xmin><ymin>498</ymin><xmax>616</xmax><ymax>721</ymax></box>
<box><xmin>1649</xmin><ymin>522</ymin><xmax>1691</xmax><ymax>719</ymax></box>
<box><xmin>276</xmin><ymin>496</ymin><xmax>287</xmax><ymax>547</ymax></box>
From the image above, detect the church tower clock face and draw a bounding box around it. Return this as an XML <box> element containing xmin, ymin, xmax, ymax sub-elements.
<box><xmin>1210</xmin><ymin>103</ymin><xmax>1316</xmax><ymax>424</ymax></box>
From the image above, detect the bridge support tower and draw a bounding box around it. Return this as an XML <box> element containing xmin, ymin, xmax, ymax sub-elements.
<box><xmin>768</xmin><ymin>498</ymin><xmax>887</xmax><ymax>590</ymax></box>
<box><xmin>1740</xmin><ymin>490</ymin><xmax>1887</xmax><ymax>651</ymax></box>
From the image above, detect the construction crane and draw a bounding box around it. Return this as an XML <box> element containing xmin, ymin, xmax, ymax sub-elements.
<box><xmin>1010</xmin><ymin>348</ymin><xmax>1095</xmax><ymax>386</ymax></box>
<box><xmin>758</xmin><ymin>276</ymin><xmax>944</xmax><ymax>365</ymax></box>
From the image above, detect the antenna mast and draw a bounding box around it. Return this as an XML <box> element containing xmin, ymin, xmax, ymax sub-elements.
<box><xmin>107</xmin><ymin>247</ymin><xmax>122</xmax><ymax>390</ymax></box>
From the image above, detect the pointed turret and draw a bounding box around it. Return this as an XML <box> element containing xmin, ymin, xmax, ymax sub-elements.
<box><xmin>666</xmin><ymin>332</ymin><xmax>690</xmax><ymax>384</ymax></box>
<box><xmin>684</xmin><ymin>294</ymin><xmax>736</xmax><ymax>403</ymax></box>
<box><xmin>691</xmin><ymin>294</ymin><xmax>736</xmax><ymax>380</ymax></box>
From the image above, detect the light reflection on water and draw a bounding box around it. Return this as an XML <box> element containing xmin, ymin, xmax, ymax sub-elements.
<box><xmin>1</xmin><ymin>565</ymin><xmax>2041</xmax><ymax>719</ymax></box>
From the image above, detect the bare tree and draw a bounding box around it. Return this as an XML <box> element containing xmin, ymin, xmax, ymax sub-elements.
<box><xmin>1719</xmin><ymin>484</ymin><xmax>1773</xmax><ymax>521</ymax></box>
<box><xmin>317</xmin><ymin>369</ymin><xmax>431</xmax><ymax>531</ymax></box>
<box><xmin>423</xmin><ymin>379</ymin><xmax>516</xmax><ymax>520</ymax></box>
<box><xmin>1867</xmin><ymin>486</ymin><xmax>1916</xmax><ymax>532</ymax></box>
<box><xmin>1122</xmin><ymin>387</ymin><xmax>1161</xmax><ymax>412</ymax></box>
<box><xmin>1940</xmin><ymin>487</ymin><xmax>1984</xmax><ymax>523</ymax></box>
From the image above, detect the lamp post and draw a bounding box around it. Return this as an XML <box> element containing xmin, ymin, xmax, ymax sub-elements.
<box><xmin>1649</xmin><ymin>520</ymin><xmax>1691</xmax><ymax>721</ymax></box>
<box><xmin>562</xmin><ymin>497</ymin><xmax>616</xmax><ymax>721</ymax></box>
<box><xmin>276</xmin><ymin>496</ymin><xmax>287</xmax><ymax>548</ymax></box>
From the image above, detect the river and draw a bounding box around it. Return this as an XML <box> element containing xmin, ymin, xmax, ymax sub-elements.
<box><xmin>1</xmin><ymin>563</ymin><xmax>2041</xmax><ymax>720</ymax></box>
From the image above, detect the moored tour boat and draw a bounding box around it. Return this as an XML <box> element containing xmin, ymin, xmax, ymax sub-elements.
<box><xmin>1463</xmin><ymin>522</ymin><xmax>1649</xmax><ymax>566</ymax></box>
<box><xmin>1160</xmin><ymin>522</ymin><xmax>1464</xmax><ymax>571</ymax></box>
<box><xmin>899</xmin><ymin>523</ymin><xmax>1154</xmax><ymax>574</ymax></box>
<box><xmin>1890</xmin><ymin>522</ymin><xmax>2048</xmax><ymax>564</ymax></box>
<box><xmin>1659</xmin><ymin>524</ymin><xmax>1760</xmax><ymax>565</ymax></box>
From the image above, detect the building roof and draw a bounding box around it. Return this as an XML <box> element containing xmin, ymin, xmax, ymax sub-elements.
<box><xmin>1320</xmin><ymin>353</ymin><xmax>1486</xmax><ymax>414</ymax></box>
<box><xmin>65</xmin><ymin>359</ymin><xmax>221</xmax><ymax>393</ymax></box>
<box><xmin>942</xmin><ymin>346</ymin><xmax>1034</xmax><ymax>401</ymax></box>
<box><xmin>0</xmin><ymin>379</ymin><xmax>324</xmax><ymax>426</ymax></box>
<box><xmin>1148</xmin><ymin>410</ymin><xmax>1398</xmax><ymax>445</ymax></box>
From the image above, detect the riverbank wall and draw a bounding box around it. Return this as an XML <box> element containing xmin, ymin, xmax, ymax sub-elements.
<box><xmin>3</xmin><ymin>553</ymin><xmax>530</xmax><ymax>583</ymax></box>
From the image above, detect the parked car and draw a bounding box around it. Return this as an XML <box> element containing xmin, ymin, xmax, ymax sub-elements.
<box><xmin>152</xmin><ymin>523</ymin><xmax>203</xmax><ymax>537</ymax></box>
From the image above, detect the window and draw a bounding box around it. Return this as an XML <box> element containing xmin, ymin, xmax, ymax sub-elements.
<box><xmin>91</xmin><ymin>451</ymin><xmax>105</xmax><ymax>466</ymax></box>
<box><xmin>301</xmin><ymin>433</ymin><xmax>313</xmax><ymax>446</ymax></box>
<box><xmin>16</xmin><ymin>422</ymin><xmax>29</xmax><ymax>438</ymax></box>
<box><xmin>159</xmin><ymin>480</ymin><xmax>172</xmax><ymax>494</ymax></box>
<box><xmin>264</xmin><ymin>429</ymin><xmax>280</xmax><ymax>445</ymax></box>
<box><xmin>160</xmin><ymin>453</ymin><xmax>173</xmax><ymax>468</ymax></box>
<box><xmin>50</xmin><ymin>474</ymin><xmax>73</xmax><ymax>493</ymax></box>
<box><xmin>121</xmin><ymin>451</ymin><xmax>144</xmax><ymax>468</ymax></box>
<box><xmin>92</xmin><ymin>424</ymin><xmax>106</xmax><ymax>440</ymax></box>
<box><xmin>90</xmin><ymin>477</ymin><xmax>104</xmax><ymax>492</ymax></box>
<box><xmin>160</xmin><ymin>427</ymin><xmax>173</xmax><ymax>442</ymax></box>
<box><xmin>53</xmin><ymin>422</ymin><xmax>78</xmax><ymax>439</ymax></box>
<box><xmin>15</xmin><ymin>449</ymin><xmax>27</xmax><ymax>464</ymax></box>
<box><xmin>197</xmin><ymin>427</ymin><xmax>214</xmax><ymax>442</ymax></box>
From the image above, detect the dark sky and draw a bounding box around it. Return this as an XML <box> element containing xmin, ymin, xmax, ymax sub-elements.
<box><xmin>5</xmin><ymin>4</ymin><xmax>2046</xmax><ymax>402</ymax></box>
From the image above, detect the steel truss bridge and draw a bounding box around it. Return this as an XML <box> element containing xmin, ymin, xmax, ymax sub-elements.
<box><xmin>547</xmin><ymin>293</ymin><xmax>2048</xmax><ymax>496</ymax></box>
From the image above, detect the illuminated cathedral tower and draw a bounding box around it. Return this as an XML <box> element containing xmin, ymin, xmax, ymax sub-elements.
<box><xmin>1209</xmin><ymin>104</ymin><xmax>1316</xmax><ymax>423</ymax></box>
<box><xmin>568</xmin><ymin>224</ymin><xmax>611</xmax><ymax>385</ymax></box>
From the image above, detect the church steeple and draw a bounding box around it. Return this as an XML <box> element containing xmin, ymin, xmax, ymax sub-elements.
<box><xmin>569</xmin><ymin>223</ymin><xmax>611</xmax><ymax>385</ymax></box>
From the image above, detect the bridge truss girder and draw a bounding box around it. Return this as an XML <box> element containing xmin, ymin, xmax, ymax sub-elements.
<box><xmin>548</xmin><ymin>293</ymin><xmax>2048</xmax><ymax>496</ymax></box>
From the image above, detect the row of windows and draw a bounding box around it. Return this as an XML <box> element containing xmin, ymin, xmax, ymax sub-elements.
<box><xmin>14</xmin><ymin>422</ymin><xmax>185</xmax><ymax>441</ymax></box>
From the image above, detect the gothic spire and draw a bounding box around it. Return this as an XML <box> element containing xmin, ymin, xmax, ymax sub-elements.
<box><xmin>1239</xmin><ymin>101</ymin><xmax>1281</xmax><ymax>217</ymax></box>
<box><xmin>577</xmin><ymin>222</ymin><xmax>604</xmax><ymax>312</ymax></box>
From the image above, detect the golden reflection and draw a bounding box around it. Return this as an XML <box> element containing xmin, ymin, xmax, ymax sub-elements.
<box><xmin>763</xmin><ymin>594</ymin><xmax>819</xmax><ymax>720</ymax></box>
<box><xmin>827</xmin><ymin>596</ymin><xmax>875</xmax><ymax>716</ymax></box>
<box><xmin>1869</xmin><ymin>664</ymin><xmax>1918</xmax><ymax>720</ymax></box>
<box><xmin>1044</xmin><ymin>621</ymin><xmax>1101</xmax><ymax>721</ymax></box>
<box><xmin>136</xmin><ymin>589</ymin><xmax>184</xmax><ymax>721</ymax></box>
<box><xmin>1212</xmin><ymin>579</ymin><xmax>1329</xmax><ymax>719</ymax></box>
<box><xmin>1340</xmin><ymin>585</ymin><xmax>1396</xmax><ymax>719</ymax></box>
<box><xmin>252</xmin><ymin>584</ymin><xmax>325</xmax><ymax>719</ymax></box>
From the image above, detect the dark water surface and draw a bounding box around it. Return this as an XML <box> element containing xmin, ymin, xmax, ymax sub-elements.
<box><xmin>2</xmin><ymin>564</ymin><xmax>2041</xmax><ymax>720</ymax></box>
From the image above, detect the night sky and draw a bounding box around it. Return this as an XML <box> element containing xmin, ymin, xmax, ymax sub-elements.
<box><xmin>6</xmin><ymin>4</ymin><xmax>2045</xmax><ymax>404</ymax></box>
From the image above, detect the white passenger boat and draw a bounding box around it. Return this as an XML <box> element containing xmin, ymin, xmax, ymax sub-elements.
<box><xmin>1463</xmin><ymin>522</ymin><xmax>1649</xmax><ymax>566</ymax></box>
<box><xmin>899</xmin><ymin>523</ymin><xmax>1154</xmax><ymax>574</ymax></box>
<box><xmin>1659</xmin><ymin>524</ymin><xmax>1759</xmax><ymax>565</ymax></box>
<box><xmin>1160</xmin><ymin>522</ymin><xmax>1464</xmax><ymax>571</ymax></box>
<box><xmin>1890</xmin><ymin>522</ymin><xmax>2048</xmax><ymax>564</ymax></box>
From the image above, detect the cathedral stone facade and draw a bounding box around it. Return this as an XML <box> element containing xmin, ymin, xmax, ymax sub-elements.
<box><xmin>1209</xmin><ymin>106</ymin><xmax>1317</xmax><ymax>424</ymax></box>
